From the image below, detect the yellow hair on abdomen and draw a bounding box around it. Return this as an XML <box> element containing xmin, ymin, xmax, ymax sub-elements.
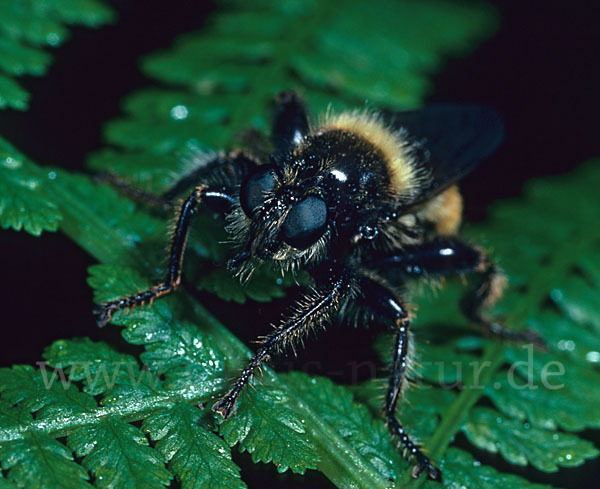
<box><xmin>320</xmin><ymin>110</ymin><xmax>418</xmax><ymax>195</ymax></box>
<box><xmin>419</xmin><ymin>184</ymin><xmax>463</xmax><ymax>235</ymax></box>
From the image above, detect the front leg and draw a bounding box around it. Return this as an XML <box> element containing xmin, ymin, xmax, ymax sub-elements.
<box><xmin>369</xmin><ymin>237</ymin><xmax>544</xmax><ymax>345</ymax></box>
<box><xmin>94</xmin><ymin>185</ymin><xmax>235</xmax><ymax>327</ymax></box>
<box><xmin>212</xmin><ymin>271</ymin><xmax>353</xmax><ymax>418</ymax></box>
<box><xmin>93</xmin><ymin>152</ymin><xmax>256</xmax><ymax>327</ymax></box>
<box><xmin>360</xmin><ymin>274</ymin><xmax>441</xmax><ymax>479</ymax></box>
<box><xmin>271</xmin><ymin>91</ymin><xmax>311</xmax><ymax>155</ymax></box>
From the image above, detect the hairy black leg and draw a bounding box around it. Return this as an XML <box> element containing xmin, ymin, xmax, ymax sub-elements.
<box><xmin>271</xmin><ymin>91</ymin><xmax>310</xmax><ymax>155</ymax></box>
<box><xmin>97</xmin><ymin>151</ymin><xmax>256</xmax><ymax>207</ymax></box>
<box><xmin>212</xmin><ymin>272</ymin><xmax>352</xmax><ymax>418</ymax></box>
<box><xmin>93</xmin><ymin>185</ymin><xmax>234</xmax><ymax>327</ymax></box>
<box><xmin>463</xmin><ymin>263</ymin><xmax>543</xmax><ymax>345</ymax></box>
<box><xmin>93</xmin><ymin>151</ymin><xmax>256</xmax><ymax>327</ymax></box>
<box><xmin>95</xmin><ymin>172</ymin><xmax>169</xmax><ymax>208</ymax></box>
<box><xmin>360</xmin><ymin>274</ymin><xmax>440</xmax><ymax>479</ymax></box>
<box><xmin>162</xmin><ymin>150</ymin><xmax>256</xmax><ymax>202</ymax></box>
<box><xmin>369</xmin><ymin>237</ymin><xmax>544</xmax><ymax>345</ymax></box>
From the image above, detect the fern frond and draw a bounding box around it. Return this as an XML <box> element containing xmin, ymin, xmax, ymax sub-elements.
<box><xmin>2</xmin><ymin>1</ymin><xmax>598</xmax><ymax>489</ymax></box>
<box><xmin>0</xmin><ymin>0</ymin><xmax>114</xmax><ymax>110</ymax></box>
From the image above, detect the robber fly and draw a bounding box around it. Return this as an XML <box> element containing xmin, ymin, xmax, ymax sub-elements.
<box><xmin>95</xmin><ymin>91</ymin><xmax>543</xmax><ymax>479</ymax></box>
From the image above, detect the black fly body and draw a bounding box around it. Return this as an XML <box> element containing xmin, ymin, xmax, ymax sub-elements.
<box><xmin>94</xmin><ymin>91</ymin><xmax>544</xmax><ymax>479</ymax></box>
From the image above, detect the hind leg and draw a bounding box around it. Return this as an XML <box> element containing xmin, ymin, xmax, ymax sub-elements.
<box><xmin>367</xmin><ymin>237</ymin><xmax>545</xmax><ymax>346</ymax></box>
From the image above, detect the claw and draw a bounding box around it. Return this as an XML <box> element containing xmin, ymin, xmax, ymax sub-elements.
<box><xmin>212</xmin><ymin>390</ymin><xmax>239</xmax><ymax>419</ymax></box>
<box><xmin>92</xmin><ymin>304</ymin><xmax>114</xmax><ymax>328</ymax></box>
<box><xmin>411</xmin><ymin>455</ymin><xmax>441</xmax><ymax>480</ymax></box>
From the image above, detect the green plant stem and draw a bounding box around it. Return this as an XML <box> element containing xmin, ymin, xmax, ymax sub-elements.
<box><xmin>0</xmin><ymin>389</ymin><xmax>193</xmax><ymax>443</ymax></box>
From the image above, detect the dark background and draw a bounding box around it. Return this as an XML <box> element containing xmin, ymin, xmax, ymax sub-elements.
<box><xmin>1</xmin><ymin>1</ymin><xmax>599</xmax><ymax>488</ymax></box>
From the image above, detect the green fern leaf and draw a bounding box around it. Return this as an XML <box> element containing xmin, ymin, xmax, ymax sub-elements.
<box><xmin>99</xmin><ymin>0</ymin><xmax>495</xmax><ymax>155</ymax></box>
<box><xmin>0</xmin><ymin>138</ymin><xmax>62</xmax><ymax>235</ymax></box>
<box><xmin>425</xmin><ymin>447</ymin><xmax>556</xmax><ymax>489</ymax></box>
<box><xmin>0</xmin><ymin>37</ymin><xmax>51</xmax><ymax>75</ymax></box>
<box><xmin>3</xmin><ymin>0</ymin><xmax>599</xmax><ymax>488</ymax></box>
<box><xmin>0</xmin><ymin>0</ymin><xmax>114</xmax><ymax>110</ymax></box>
<box><xmin>87</xmin><ymin>264</ymin><xmax>227</xmax><ymax>398</ymax></box>
<box><xmin>67</xmin><ymin>417</ymin><xmax>172</xmax><ymax>489</ymax></box>
<box><xmin>463</xmin><ymin>407</ymin><xmax>599</xmax><ymax>471</ymax></box>
<box><xmin>393</xmin><ymin>162</ymin><xmax>600</xmax><ymax>489</ymax></box>
<box><xmin>283</xmin><ymin>372</ymin><xmax>410</xmax><ymax>480</ymax></box>
<box><xmin>219</xmin><ymin>385</ymin><xmax>320</xmax><ymax>474</ymax></box>
<box><xmin>0</xmin><ymin>431</ymin><xmax>93</xmax><ymax>489</ymax></box>
<box><xmin>0</xmin><ymin>365</ymin><xmax>96</xmax><ymax>418</ymax></box>
<box><xmin>196</xmin><ymin>266</ymin><xmax>310</xmax><ymax>304</ymax></box>
<box><xmin>0</xmin><ymin>75</ymin><xmax>28</xmax><ymax>109</ymax></box>
<box><xmin>143</xmin><ymin>403</ymin><xmax>246</xmax><ymax>489</ymax></box>
<box><xmin>0</xmin><ymin>473</ymin><xmax>19</xmax><ymax>489</ymax></box>
<box><xmin>43</xmin><ymin>338</ymin><xmax>163</xmax><ymax>401</ymax></box>
<box><xmin>0</xmin><ymin>338</ymin><xmax>242</xmax><ymax>489</ymax></box>
<box><xmin>487</xmin><ymin>347</ymin><xmax>600</xmax><ymax>432</ymax></box>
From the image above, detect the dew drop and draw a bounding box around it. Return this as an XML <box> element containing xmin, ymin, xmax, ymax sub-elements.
<box><xmin>170</xmin><ymin>104</ymin><xmax>189</xmax><ymax>120</ymax></box>
<box><xmin>558</xmin><ymin>339</ymin><xmax>575</xmax><ymax>351</ymax></box>
<box><xmin>585</xmin><ymin>351</ymin><xmax>600</xmax><ymax>363</ymax></box>
<box><xmin>46</xmin><ymin>32</ymin><xmax>60</xmax><ymax>46</ymax></box>
<box><xmin>3</xmin><ymin>156</ymin><xmax>22</xmax><ymax>169</ymax></box>
<box><xmin>48</xmin><ymin>171</ymin><xmax>56</xmax><ymax>180</ymax></box>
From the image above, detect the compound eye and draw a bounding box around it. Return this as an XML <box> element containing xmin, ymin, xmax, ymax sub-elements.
<box><xmin>240</xmin><ymin>165</ymin><xmax>278</xmax><ymax>217</ymax></box>
<box><xmin>281</xmin><ymin>196</ymin><xmax>328</xmax><ymax>249</ymax></box>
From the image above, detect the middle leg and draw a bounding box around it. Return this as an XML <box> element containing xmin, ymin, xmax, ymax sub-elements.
<box><xmin>360</xmin><ymin>273</ymin><xmax>441</xmax><ymax>479</ymax></box>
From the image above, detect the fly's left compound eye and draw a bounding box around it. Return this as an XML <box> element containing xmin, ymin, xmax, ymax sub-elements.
<box><xmin>240</xmin><ymin>165</ymin><xmax>278</xmax><ymax>217</ymax></box>
<box><xmin>281</xmin><ymin>195</ymin><xmax>328</xmax><ymax>249</ymax></box>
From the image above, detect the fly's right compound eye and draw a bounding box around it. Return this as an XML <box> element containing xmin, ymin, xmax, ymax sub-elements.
<box><xmin>281</xmin><ymin>195</ymin><xmax>328</xmax><ymax>250</ymax></box>
<box><xmin>240</xmin><ymin>165</ymin><xmax>278</xmax><ymax>217</ymax></box>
